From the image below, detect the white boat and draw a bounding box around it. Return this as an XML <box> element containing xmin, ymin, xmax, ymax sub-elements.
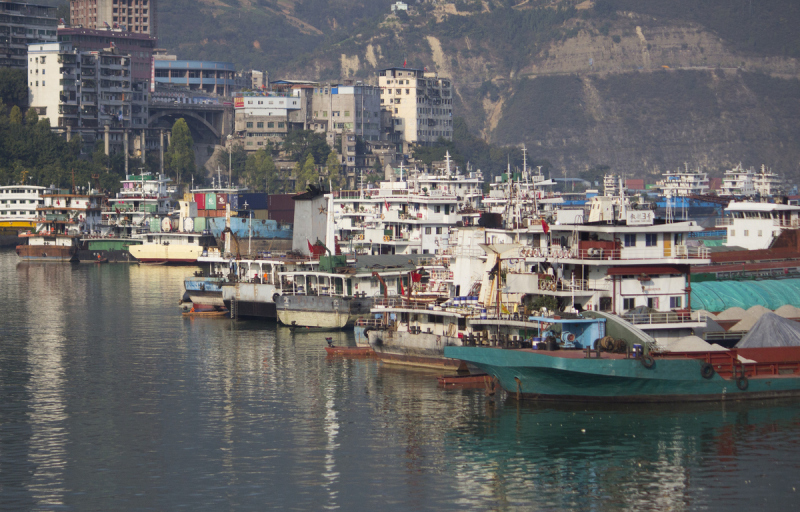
<box><xmin>129</xmin><ymin>230</ymin><xmax>218</xmax><ymax>264</ymax></box>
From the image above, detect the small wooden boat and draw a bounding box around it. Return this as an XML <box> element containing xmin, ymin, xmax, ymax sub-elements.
<box><xmin>325</xmin><ymin>345</ymin><xmax>374</xmax><ymax>357</ymax></box>
<box><xmin>437</xmin><ymin>373</ymin><xmax>490</xmax><ymax>388</ymax></box>
<box><xmin>182</xmin><ymin>309</ymin><xmax>229</xmax><ymax>318</ymax></box>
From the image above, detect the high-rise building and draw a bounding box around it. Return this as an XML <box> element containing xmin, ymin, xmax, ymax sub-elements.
<box><xmin>311</xmin><ymin>82</ymin><xmax>382</xmax><ymax>142</ymax></box>
<box><xmin>28</xmin><ymin>41</ymin><xmax>149</xmax><ymax>153</ymax></box>
<box><xmin>0</xmin><ymin>2</ymin><xmax>57</xmax><ymax>68</ymax></box>
<box><xmin>57</xmin><ymin>26</ymin><xmax>156</xmax><ymax>81</ymax></box>
<box><xmin>378</xmin><ymin>67</ymin><xmax>453</xmax><ymax>146</ymax></box>
<box><xmin>70</xmin><ymin>0</ymin><xmax>156</xmax><ymax>38</ymax></box>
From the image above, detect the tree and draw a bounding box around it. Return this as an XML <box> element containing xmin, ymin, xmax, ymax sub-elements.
<box><xmin>295</xmin><ymin>153</ymin><xmax>317</xmax><ymax>192</ymax></box>
<box><xmin>0</xmin><ymin>68</ymin><xmax>27</xmax><ymax>110</ymax></box>
<box><xmin>9</xmin><ymin>105</ymin><xmax>22</xmax><ymax>125</ymax></box>
<box><xmin>244</xmin><ymin>148</ymin><xmax>277</xmax><ymax>192</ymax></box>
<box><xmin>282</xmin><ymin>129</ymin><xmax>331</xmax><ymax>164</ymax></box>
<box><xmin>325</xmin><ymin>150</ymin><xmax>341</xmax><ymax>190</ymax></box>
<box><xmin>166</xmin><ymin>118</ymin><xmax>195</xmax><ymax>186</ymax></box>
<box><xmin>25</xmin><ymin>108</ymin><xmax>39</xmax><ymax>125</ymax></box>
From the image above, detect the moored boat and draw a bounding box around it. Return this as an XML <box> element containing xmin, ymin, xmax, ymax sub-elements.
<box><xmin>445</xmin><ymin>344</ymin><xmax>800</xmax><ymax>402</ymax></box>
<box><xmin>129</xmin><ymin>231</ymin><xmax>218</xmax><ymax>264</ymax></box>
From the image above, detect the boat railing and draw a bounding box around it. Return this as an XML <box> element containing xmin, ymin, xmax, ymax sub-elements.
<box><xmin>715</xmin><ymin>217</ymin><xmax>734</xmax><ymax>227</ymax></box>
<box><xmin>774</xmin><ymin>218</ymin><xmax>799</xmax><ymax>228</ymax></box>
<box><xmin>517</xmin><ymin>246</ymin><xmax>710</xmax><ymax>261</ymax></box>
<box><xmin>624</xmin><ymin>311</ymin><xmax>705</xmax><ymax>325</ymax></box>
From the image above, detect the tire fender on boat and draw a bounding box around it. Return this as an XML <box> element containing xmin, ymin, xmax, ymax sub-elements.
<box><xmin>736</xmin><ymin>375</ymin><xmax>749</xmax><ymax>390</ymax></box>
<box><xmin>701</xmin><ymin>363</ymin><xmax>715</xmax><ymax>379</ymax></box>
<box><xmin>641</xmin><ymin>355</ymin><xmax>655</xmax><ymax>369</ymax></box>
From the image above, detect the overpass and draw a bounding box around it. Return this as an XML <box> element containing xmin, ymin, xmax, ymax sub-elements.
<box><xmin>148</xmin><ymin>101</ymin><xmax>234</xmax><ymax>145</ymax></box>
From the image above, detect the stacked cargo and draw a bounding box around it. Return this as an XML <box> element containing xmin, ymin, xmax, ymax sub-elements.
<box><xmin>267</xmin><ymin>194</ymin><xmax>295</xmax><ymax>225</ymax></box>
<box><xmin>191</xmin><ymin>192</ymin><xmax>236</xmax><ymax>218</ymax></box>
<box><xmin>236</xmin><ymin>192</ymin><xmax>269</xmax><ymax>220</ymax></box>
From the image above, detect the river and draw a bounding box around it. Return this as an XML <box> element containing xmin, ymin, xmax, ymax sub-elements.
<box><xmin>1</xmin><ymin>248</ymin><xmax>799</xmax><ymax>511</ymax></box>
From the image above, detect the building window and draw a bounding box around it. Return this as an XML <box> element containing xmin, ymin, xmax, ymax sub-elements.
<box><xmin>744</xmin><ymin>230</ymin><xmax>749</xmax><ymax>236</ymax></box>
<box><xmin>425</xmin><ymin>227</ymin><xmax>431</xmax><ymax>234</ymax></box>
<box><xmin>436</xmin><ymin>227</ymin><xmax>442</xmax><ymax>234</ymax></box>
<box><xmin>670</xmin><ymin>296</ymin><xmax>682</xmax><ymax>309</ymax></box>
<box><xmin>645</xmin><ymin>234</ymin><xmax>657</xmax><ymax>247</ymax></box>
<box><xmin>257</xmin><ymin>122</ymin><xmax>264</xmax><ymax>128</ymax></box>
<box><xmin>624</xmin><ymin>234</ymin><xmax>636</xmax><ymax>247</ymax></box>
<box><xmin>623</xmin><ymin>298</ymin><xmax>635</xmax><ymax>310</ymax></box>
<box><xmin>344</xmin><ymin>110</ymin><xmax>350</xmax><ymax>117</ymax></box>
<box><xmin>246</xmin><ymin>122</ymin><xmax>253</xmax><ymax>128</ymax></box>
<box><xmin>267</xmin><ymin>122</ymin><xmax>274</xmax><ymax>128</ymax></box>
<box><xmin>278</xmin><ymin>122</ymin><xmax>284</xmax><ymax>128</ymax></box>
<box><xmin>647</xmin><ymin>298</ymin><xmax>658</xmax><ymax>309</ymax></box>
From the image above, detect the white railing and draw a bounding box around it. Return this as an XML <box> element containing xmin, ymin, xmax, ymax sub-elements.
<box><xmin>715</xmin><ymin>217</ymin><xmax>734</xmax><ymax>227</ymax></box>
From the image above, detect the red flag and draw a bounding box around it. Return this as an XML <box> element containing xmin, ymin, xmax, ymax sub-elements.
<box><xmin>541</xmin><ymin>219</ymin><xmax>549</xmax><ymax>234</ymax></box>
<box><xmin>307</xmin><ymin>239</ymin><xmax>314</xmax><ymax>253</ymax></box>
<box><xmin>384</xmin><ymin>198</ymin><xmax>390</xmax><ymax>212</ymax></box>
<box><xmin>400</xmin><ymin>280</ymin><xmax>405</xmax><ymax>296</ymax></box>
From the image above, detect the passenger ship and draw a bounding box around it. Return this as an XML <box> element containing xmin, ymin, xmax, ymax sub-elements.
<box><xmin>0</xmin><ymin>185</ymin><xmax>46</xmax><ymax>246</ymax></box>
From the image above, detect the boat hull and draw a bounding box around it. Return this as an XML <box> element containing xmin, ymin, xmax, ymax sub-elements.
<box><xmin>129</xmin><ymin>244</ymin><xmax>205</xmax><ymax>264</ymax></box>
<box><xmin>184</xmin><ymin>277</ymin><xmax>225</xmax><ymax>307</ymax></box>
<box><xmin>445</xmin><ymin>346</ymin><xmax>800</xmax><ymax>402</ymax></box>
<box><xmin>77</xmin><ymin>249</ymin><xmax>138</xmax><ymax>263</ymax></box>
<box><xmin>369</xmin><ymin>329</ymin><xmax>464</xmax><ymax>369</ymax></box>
<box><xmin>15</xmin><ymin>244</ymin><xmax>77</xmax><ymax>262</ymax></box>
<box><xmin>222</xmin><ymin>282</ymin><xmax>279</xmax><ymax>319</ymax></box>
<box><xmin>276</xmin><ymin>295</ymin><xmax>373</xmax><ymax>329</ymax></box>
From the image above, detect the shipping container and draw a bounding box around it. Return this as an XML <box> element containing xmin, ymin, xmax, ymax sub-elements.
<box><xmin>193</xmin><ymin>216</ymin><xmax>206</xmax><ymax>233</ymax></box>
<box><xmin>269</xmin><ymin>210</ymin><xmax>294</xmax><ymax>225</ymax></box>
<box><xmin>217</xmin><ymin>193</ymin><xmax>228</xmax><ymax>210</ymax></box>
<box><xmin>184</xmin><ymin>193</ymin><xmax>193</xmax><ymax>202</ymax></box>
<box><xmin>194</xmin><ymin>193</ymin><xmax>205</xmax><ymax>210</ymax></box>
<box><xmin>206</xmin><ymin>193</ymin><xmax>217</xmax><ymax>210</ymax></box>
<box><xmin>230</xmin><ymin>194</ymin><xmax>239</xmax><ymax>211</ymax></box>
<box><xmin>268</xmin><ymin>194</ymin><xmax>295</xmax><ymax>211</ymax></box>
<box><xmin>237</xmin><ymin>192</ymin><xmax>268</xmax><ymax>211</ymax></box>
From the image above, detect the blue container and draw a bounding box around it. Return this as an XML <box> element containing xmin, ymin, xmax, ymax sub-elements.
<box><xmin>237</xmin><ymin>193</ymin><xmax>268</xmax><ymax>211</ymax></box>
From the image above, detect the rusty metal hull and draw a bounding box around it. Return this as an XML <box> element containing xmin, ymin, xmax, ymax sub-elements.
<box><xmin>16</xmin><ymin>244</ymin><xmax>77</xmax><ymax>262</ymax></box>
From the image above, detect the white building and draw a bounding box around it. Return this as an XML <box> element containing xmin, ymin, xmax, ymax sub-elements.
<box><xmin>378</xmin><ymin>67</ymin><xmax>453</xmax><ymax>146</ymax></box>
<box><xmin>311</xmin><ymin>83</ymin><xmax>382</xmax><ymax>142</ymax></box>
<box><xmin>234</xmin><ymin>91</ymin><xmax>303</xmax><ymax>149</ymax></box>
<box><xmin>754</xmin><ymin>164</ymin><xmax>784</xmax><ymax>197</ymax></box>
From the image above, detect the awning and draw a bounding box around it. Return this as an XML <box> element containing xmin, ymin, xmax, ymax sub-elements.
<box><xmin>607</xmin><ymin>265</ymin><xmax>688</xmax><ymax>276</ymax></box>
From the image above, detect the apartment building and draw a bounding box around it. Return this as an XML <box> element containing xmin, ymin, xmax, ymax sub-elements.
<box><xmin>70</xmin><ymin>0</ymin><xmax>156</xmax><ymax>37</ymax></box>
<box><xmin>310</xmin><ymin>83</ymin><xmax>382</xmax><ymax>142</ymax></box>
<box><xmin>28</xmin><ymin>41</ymin><xmax>148</xmax><ymax>152</ymax></box>
<box><xmin>57</xmin><ymin>26</ymin><xmax>156</xmax><ymax>80</ymax></box>
<box><xmin>378</xmin><ymin>67</ymin><xmax>453</xmax><ymax>146</ymax></box>
<box><xmin>0</xmin><ymin>1</ymin><xmax>57</xmax><ymax>68</ymax></box>
<box><xmin>234</xmin><ymin>91</ymin><xmax>303</xmax><ymax>149</ymax></box>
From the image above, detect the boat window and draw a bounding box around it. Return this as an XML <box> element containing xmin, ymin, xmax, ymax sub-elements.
<box><xmin>188</xmin><ymin>237</ymin><xmax>194</xmax><ymax>243</ymax></box>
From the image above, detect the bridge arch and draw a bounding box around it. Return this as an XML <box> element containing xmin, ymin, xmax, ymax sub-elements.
<box><xmin>148</xmin><ymin>110</ymin><xmax>221</xmax><ymax>143</ymax></box>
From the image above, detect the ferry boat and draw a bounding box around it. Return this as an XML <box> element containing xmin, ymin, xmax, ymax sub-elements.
<box><xmin>0</xmin><ymin>185</ymin><xmax>46</xmax><ymax>247</ymax></box>
<box><xmin>16</xmin><ymin>188</ymin><xmax>103</xmax><ymax>262</ymax></box>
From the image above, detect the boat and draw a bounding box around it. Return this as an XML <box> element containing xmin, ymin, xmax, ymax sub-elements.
<box><xmin>275</xmin><ymin>252</ymin><xmax>426</xmax><ymax>329</ymax></box>
<box><xmin>15</xmin><ymin>187</ymin><xmax>103</xmax><ymax>262</ymax></box>
<box><xmin>0</xmin><ymin>185</ymin><xmax>46</xmax><ymax>247</ymax></box>
<box><xmin>128</xmin><ymin>229</ymin><xmax>218</xmax><ymax>264</ymax></box>
<box><xmin>445</xmin><ymin>340</ymin><xmax>800</xmax><ymax>402</ymax></box>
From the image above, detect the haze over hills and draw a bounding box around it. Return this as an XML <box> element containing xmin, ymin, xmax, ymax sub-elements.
<box><xmin>45</xmin><ymin>0</ymin><xmax>800</xmax><ymax>181</ymax></box>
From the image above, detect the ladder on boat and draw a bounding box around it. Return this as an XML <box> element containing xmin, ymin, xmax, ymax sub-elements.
<box><xmin>230</xmin><ymin>297</ymin><xmax>237</xmax><ymax>319</ymax></box>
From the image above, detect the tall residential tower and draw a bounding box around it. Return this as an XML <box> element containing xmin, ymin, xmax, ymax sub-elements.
<box><xmin>70</xmin><ymin>0</ymin><xmax>156</xmax><ymax>37</ymax></box>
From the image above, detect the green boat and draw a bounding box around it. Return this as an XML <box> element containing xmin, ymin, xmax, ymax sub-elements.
<box><xmin>444</xmin><ymin>344</ymin><xmax>800</xmax><ymax>403</ymax></box>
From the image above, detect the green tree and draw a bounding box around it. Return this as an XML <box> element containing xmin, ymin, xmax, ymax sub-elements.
<box><xmin>9</xmin><ymin>105</ymin><xmax>22</xmax><ymax>125</ymax></box>
<box><xmin>325</xmin><ymin>150</ymin><xmax>341</xmax><ymax>190</ymax></box>
<box><xmin>25</xmin><ymin>108</ymin><xmax>39</xmax><ymax>125</ymax></box>
<box><xmin>295</xmin><ymin>153</ymin><xmax>317</xmax><ymax>192</ymax></box>
<box><xmin>166</xmin><ymin>118</ymin><xmax>195</xmax><ymax>186</ymax></box>
<box><xmin>0</xmin><ymin>68</ymin><xmax>27</xmax><ymax>110</ymax></box>
<box><xmin>283</xmin><ymin>129</ymin><xmax>331</xmax><ymax>164</ymax></box>
<box><xmin>244</xmin><ymin>148</ymin><xmax>277</xmax><ymax>192</ymax></box>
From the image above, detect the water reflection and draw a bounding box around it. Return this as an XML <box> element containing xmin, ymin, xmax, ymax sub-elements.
<box><xmin>2</xmin><ymin>250</ymin><xmax>800</xmax><ymax>511</ymax></box>
<box><xmin>444</xmin><ymin>398</ymin><xmax>800</xmax><ymax>511</ymax></box>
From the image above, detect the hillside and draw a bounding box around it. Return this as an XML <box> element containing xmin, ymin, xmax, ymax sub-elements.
<box><xmin>37</xmin><ymin>1</ymin><xmax>800</xmax><ymax>180</ymax></box>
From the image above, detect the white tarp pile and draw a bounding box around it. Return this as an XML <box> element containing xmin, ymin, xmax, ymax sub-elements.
<box><xmin>735</xmin><ymin>312</ymin><xmax>800</xmax><ymax>348</ymax></box>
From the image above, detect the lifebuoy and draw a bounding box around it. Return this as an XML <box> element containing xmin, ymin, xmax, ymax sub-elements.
<box><xmin>641</xmin><ymin>355</ymin><xmax>655</xmax><ymax>369</ymax></box>
<box><xmin>272</xmin><ymin>293</ymin><xmax>280</xmax><ymax>303</ymax></box>
<box><xmin>701</xmin><ymin>363</ymin><xmax>715</xmax><ymax>379</ymax></box>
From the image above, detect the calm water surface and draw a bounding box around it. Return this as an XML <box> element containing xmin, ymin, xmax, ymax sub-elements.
<box><xmin>1</xmin><ymin>248</ymin><xmax>799</xmax><ymax>511</ymax></box>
